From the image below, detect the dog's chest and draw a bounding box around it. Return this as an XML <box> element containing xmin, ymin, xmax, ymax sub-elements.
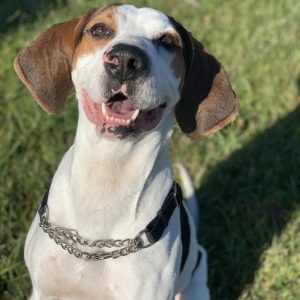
<box><xmin>25</xmin><ymin>215</ymin><xmax>181</xmax><ymax>299</ymax></box>
<box><xmin>25</xmin><ymin>219</ymin><xmax>125</xmax><ymax>298</ymax></box>
<box><xmin>28</xmin><ymin>236</ymin><xmax>138</xmax><ymax>299</ymax></box>
<box><xmin>35</xmin><ymin>253</ymin><xmax>123</xmax><ymax>299</ymax></box>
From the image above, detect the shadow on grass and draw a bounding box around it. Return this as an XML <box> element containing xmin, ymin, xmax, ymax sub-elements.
<box><xmin>198</xmin><ymin>106</ymin><xmax>300</xmax><ymax>300</ymax></box>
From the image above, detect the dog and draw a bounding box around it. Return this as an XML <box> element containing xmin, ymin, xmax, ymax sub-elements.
<box><xmin>14</xmin><ymin>4</ymin><xmax>238</xmax><ymax>299</ymax></box>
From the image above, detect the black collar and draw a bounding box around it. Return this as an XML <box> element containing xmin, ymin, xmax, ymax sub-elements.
<box><xmin>38</xmin><ymin>182</ymin><xmax>183</xmax><ymax>248</ymax></box>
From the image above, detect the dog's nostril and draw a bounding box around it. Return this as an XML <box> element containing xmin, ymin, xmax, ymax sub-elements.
<box><xmin>128</xmin><ymin>58</ymin><xmax>139</xmax><ymax>70</ymax></box>
<box><xmin>107</xmin><ymin>55</ymin><xmax>119</xmax><ymax>66</ymax></box>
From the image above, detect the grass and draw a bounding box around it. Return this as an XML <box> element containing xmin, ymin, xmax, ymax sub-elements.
<box><xmin>0</xmin><ymin>0</ymin><xmax>64</xmax><ymax>32</ymax></box>
<box><xmin>0</xmin><ymin>0</ymin><xmax>299</xmax><ymax>299</ymax></box>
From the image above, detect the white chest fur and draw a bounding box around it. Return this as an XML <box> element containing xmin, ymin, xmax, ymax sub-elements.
<box><xmin>24</xmin><ymin>110</ymin><xmax>190</xmax><ymax>299</ymax></box>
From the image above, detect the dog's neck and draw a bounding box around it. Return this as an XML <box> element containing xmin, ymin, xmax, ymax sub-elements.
<box><xmin>47</xmin><ymin>104</ymin><xmax>175</xmax><ymax>239</ymax></box>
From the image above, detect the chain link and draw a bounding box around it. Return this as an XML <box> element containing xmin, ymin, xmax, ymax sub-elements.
<box><xmin>39</xmin><ymin>212</ymin><xmax>145</xmax><ymax>261</ymax></box>
<box><xmin>37</xmin><ymin>182</ymin><xmax>178</xmax><ymax>261</ymax></box>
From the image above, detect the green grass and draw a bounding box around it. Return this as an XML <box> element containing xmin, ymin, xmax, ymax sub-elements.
<box><xmin>0</xmin><ymin>0</ymin><xmax>299</xmax><ymax>299</ymax></box>
<box><xmin>0</xmin><ymin>0</ymin><xmax>64</xmax><ymax>32</ymax></box>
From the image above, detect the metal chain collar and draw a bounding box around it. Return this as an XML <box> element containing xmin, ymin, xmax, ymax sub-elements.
<box><xmin>39</xmin><ymin>206</ymin><xmax>150</xmax><ymax>261</ymax></box>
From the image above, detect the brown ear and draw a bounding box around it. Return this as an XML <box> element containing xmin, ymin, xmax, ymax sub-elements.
<box><xmin>170</xmin><ymin>18</ymin><xmax>238</xmax><ymax>137</ymax></box>
<box><xmin>14</xmin><ymin>9</ymin><xmax>96</xmax><ymax>113</ymax></box>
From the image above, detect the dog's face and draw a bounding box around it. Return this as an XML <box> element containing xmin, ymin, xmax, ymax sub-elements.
<box><xmin>14</xmin><ymin>4</ymin><xmax>238</xmax><ymax>140</ymax></box>
<box><xmin>72</xmin><ymin>5</ymin><xmax>186</xmax><ymax>138</ymax></box>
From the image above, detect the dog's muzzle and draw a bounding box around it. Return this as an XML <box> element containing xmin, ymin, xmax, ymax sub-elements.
<box><xmin>82</xmin><ymin>44</ymin><xmax>165</xmax><ymax>139</ymax></box>
<box><xmin>104</xmin><ymin>43</ymin><xmax>149</xmax><ymax>83</ymax></box>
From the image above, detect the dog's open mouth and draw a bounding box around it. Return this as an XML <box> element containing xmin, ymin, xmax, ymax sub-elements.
<box><xmin>102</xmin><ymin>92</ymin><xmax>140</xmax><ymax>126</ymax></box>
<box><xmin>82</xmin><ymin>89</ymin><xmax>166</xmax><ymax>139</ymax></box>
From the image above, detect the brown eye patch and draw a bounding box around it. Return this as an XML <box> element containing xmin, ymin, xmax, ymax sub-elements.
<box><xmin>71</xmin><ymin>5</ymin><xmax>118</xmax><ymax>70</ymax></box>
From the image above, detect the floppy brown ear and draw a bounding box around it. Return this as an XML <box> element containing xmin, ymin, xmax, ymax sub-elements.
<box><xmin>14</xmin><ymin>9</ymin><xmax>96</xmax><ymax>113</ymax></box>
<box><xmin>171</xmin><ymin>18</ymin><xmax>238</xmax><ymax>137</ymax></box>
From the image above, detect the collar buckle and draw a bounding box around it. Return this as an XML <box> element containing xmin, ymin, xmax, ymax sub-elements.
<box><xmin>134</xmin><ymin>229</ymin><xmax>152</xmax><ymax>248</ymax></box>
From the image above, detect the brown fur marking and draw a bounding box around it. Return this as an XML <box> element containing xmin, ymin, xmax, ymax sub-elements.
<box><xmin>72</xmin><ymin>5</ymin><xmax>119</xmax><ymax>70</ymax></box>
<box><xmin>171</xmin><ymin>48</ymin><xmax>186</xmax><ymax>93</ymax></box>
<box><xmin>167</xmin><ymin>31</ymin><xmax>186</xmax><ymax>93</ymax></box>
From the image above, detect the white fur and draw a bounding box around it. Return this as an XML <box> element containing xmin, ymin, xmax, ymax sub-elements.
<box><xmin>25</xmin><ymin>5</ymin><xmax>209</xmax><ymax>300</ymax></box>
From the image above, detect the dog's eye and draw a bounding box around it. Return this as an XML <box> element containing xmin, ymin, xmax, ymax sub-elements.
<box><xmin>159</xmin><ymin>34</ymin><xmax>177</xmax><ymax>49</ymax></box>
<box><xmin>89</xmin><ymin>24</ymin><xmax>111</xmax><ymax>39</ymax></box>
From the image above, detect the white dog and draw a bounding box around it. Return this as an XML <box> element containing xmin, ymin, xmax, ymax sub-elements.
<box><xmin>14</xmin><ymin>4</ymin><xmax>238</xmax><ymax>299</ymax></box>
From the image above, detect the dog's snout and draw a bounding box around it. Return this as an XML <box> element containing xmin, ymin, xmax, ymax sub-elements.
<box><xmin>104</xmin><ymin>44</ymin><xmax>149</xmax><ymax>82</ymax></box>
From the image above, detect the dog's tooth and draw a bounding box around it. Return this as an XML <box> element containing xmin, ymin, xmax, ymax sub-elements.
<box><xmin>126</xmin><ymin>119</ymin><xmax>131</xmax><ymax>125</ymax></box>
<box><xmin>131</xmin><ymin>109</ymin><xmax>139</xmax><ymax>122</ymax></box>
<box><xmin>102</xmin><ymin>103</ymin><xmax>107</xmax><ymax>117</ymax></box>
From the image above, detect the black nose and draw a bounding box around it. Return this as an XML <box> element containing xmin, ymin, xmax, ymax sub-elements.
<box><xmin>104</xmin><ymin>44</ymin><xmax>149</xmax><ymax>82</ymax></box>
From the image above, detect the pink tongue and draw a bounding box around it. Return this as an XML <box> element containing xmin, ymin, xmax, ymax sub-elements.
<box><xmin>109</xmin><ymin>99</ymin><xmax>135</xmax><ymax>115</ymax></box>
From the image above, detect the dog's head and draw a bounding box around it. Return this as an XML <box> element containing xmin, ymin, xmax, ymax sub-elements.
<box><xmin>14</xmin><ymin>4</ymin><xmax>238</xmax><ymax>139</ymax></box>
